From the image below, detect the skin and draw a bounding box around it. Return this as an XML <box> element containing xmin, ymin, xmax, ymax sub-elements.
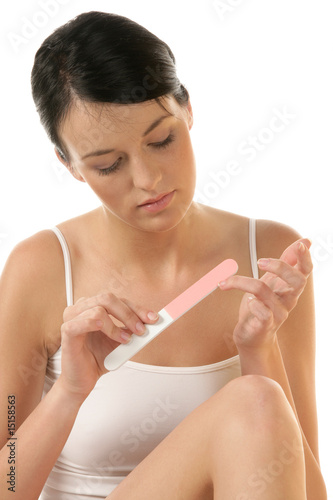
<box><xmin>0</xmin><ymin>94</ymin><xmax>327</xmax><ymax>499</ymax></box>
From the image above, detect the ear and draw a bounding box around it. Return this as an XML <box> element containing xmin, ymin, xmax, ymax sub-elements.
<box><xmin>54</xmin><ymin>148</ymin><xmax>86</xmax><ymax>183</ymax></box>
<box><xmin>186</xmin><ymin>99</ymin><xmax>194</xmax><ymax>130</ymax></box>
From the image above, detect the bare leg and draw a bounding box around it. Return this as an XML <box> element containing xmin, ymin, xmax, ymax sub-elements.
<box><xmin>107</xmin><ymin>375</ymin><xmax>306</xmax><ymax>500</ymax></box>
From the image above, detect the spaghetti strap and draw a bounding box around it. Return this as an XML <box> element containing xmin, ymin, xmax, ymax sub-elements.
<box><xmin>50</xmin><ymin>221</ymin><xmax>258</xmax><ymax>306</ymax></box>
<box><xmin>50</xmin><ymin>227</ymin><xmax>74</xmax><ymax>307</ymax></box>
<box><xmin>249</xmin><ymin>218</ymin><xmax>259</xmax><ymax>279</ymax></box>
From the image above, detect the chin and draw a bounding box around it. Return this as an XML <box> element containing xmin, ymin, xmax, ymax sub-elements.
<box><xmin>140</xmin><ymin>204</ymin><xmax>193</xmax><ymax>233</ymax></box>
<box><xmin>102</xmin><ymin>191</ymin><xmax>194</xmax><ymax>233</ymax></box>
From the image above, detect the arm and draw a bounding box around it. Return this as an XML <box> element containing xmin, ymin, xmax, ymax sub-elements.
<box><xmin>0</xmin><ymin>234</ymin><xmax>77</xmax><ymax>500</ymax></box>
<box><xmin>0</xmin><ymin>232</ymin><xmax>86</xmax><ymax>500</ymax></box>
<box><xmin>0</xmin><ymin>231</ymin><xmax>159</xmax><ymax>500</ymax></box>
<box><xmin>1</xmin><ymin>380</ymin><xmax>84</xmax><ymax>500</ymax></box>
<box><xmin>219</xmin><ymin>220</ymin><xmax>327</xmax><ymax>500</ymax></box>
<box><xmin>256</xmin><ymin>221</ymin><xmax>320</xmax><ymax>463</ymax></box>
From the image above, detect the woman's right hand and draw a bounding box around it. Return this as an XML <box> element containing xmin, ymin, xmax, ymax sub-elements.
<box><xmin>57</xmin><ymin>293</ymin><xmax>159</xmax><ymax>401</ymax></box>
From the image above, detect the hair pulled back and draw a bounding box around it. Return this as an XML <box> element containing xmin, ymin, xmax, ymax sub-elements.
<box><xmin>31</xmin><ymin>11</ymin><xmax>189</xmax><ymax>160</ymax></box>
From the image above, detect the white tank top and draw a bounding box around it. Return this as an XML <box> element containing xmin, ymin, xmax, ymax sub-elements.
<box><xmin>40</xmin><ymin>219</ymin><xmax>258</xmax><ymax>500</ymax></box>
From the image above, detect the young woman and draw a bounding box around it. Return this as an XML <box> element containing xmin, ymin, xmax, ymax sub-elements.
<box><xmin>0</xmin><ymin>11</ymin><xmax>327</xmax><ymax>500</ymax></box>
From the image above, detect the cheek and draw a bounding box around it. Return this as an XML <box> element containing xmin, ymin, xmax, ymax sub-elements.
<box><xmin>176</xmin><ymin>137</ymin><xmax>195</xmax><ymax>170</ymax></box>
<box><xmin>85</xmin><ymin>175</ymin><xmax>124</xmax><ymax>204</ymax></box>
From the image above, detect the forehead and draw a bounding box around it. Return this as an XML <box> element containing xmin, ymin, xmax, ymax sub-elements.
<box><xmin>60</xmin><ymin>96</ymin><xmax>181</xmax><ymax>161</ymax></box>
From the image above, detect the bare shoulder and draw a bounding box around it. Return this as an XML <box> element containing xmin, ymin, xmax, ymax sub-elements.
<box><xmin>2</xmin><ymin>229</ymin><xmax>66</xmax><ymax>291</ymax></box>
<box><xmin>255</xmin><ymin>218</ymin><xmax>303</xmax><ymax>260</ymax></box>
<box><xmin>1</xmin><ymin>229</ymin><xmax>68</xmax><ymax>353</ymax></box>
<box><xmin>195</xmin><ymin>204</ymin><xmax>303</xmax><ymax>259</ymax></box>
<box><xmin>1</xmin><ymin>206</ymin><xmax>101</xmax><ymax>292</ymax></box>
<box><xmin>195</xmin><ymin>203</ymin><xmax>249</xmax><ymax>237</ymax></box>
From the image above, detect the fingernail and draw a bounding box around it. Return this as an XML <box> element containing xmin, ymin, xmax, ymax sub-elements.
<box><xmin>218</xmin><ymin>281</ymin><xmax>226</xmax><ymax>288</ymax></box>
<box><xmin>120</xmin><ymin>332</ymin><xmax>132</xmax><ymax>342</ymax></box>
<box><xmin>147</xmin><ymin>311</ymin><xmax>159</xmax><ymax>321</ymax></box>
<box><xmin>258</xmin><ymin>258</ymin><xmax>270</xmax><ymax>267</ymax></box>
<box><xmin>136</xmin><ymin>321</ymin><xmax>146</xmax><ymax>333</ymax></box>
<box><xmin>298</xmin><ymin>242</ymin><xmax>305</xmax><ymax>253</ymax></box>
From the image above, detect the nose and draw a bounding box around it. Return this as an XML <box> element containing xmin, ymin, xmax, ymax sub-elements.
<box><xmin>131</xmin><ymin>158</ymin><xmax>163</xmax><ymax>191</ymax></box>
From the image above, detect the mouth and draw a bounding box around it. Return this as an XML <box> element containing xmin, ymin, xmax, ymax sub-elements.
<box><xmin>138</xmin><ymin>190</ymin><xmax>175</xmax><ymax>212</ymax></box>
<box><xmin>138</xmin><ymin>191</ymin><xmax>174</xmax><ymax>206</ymax></box>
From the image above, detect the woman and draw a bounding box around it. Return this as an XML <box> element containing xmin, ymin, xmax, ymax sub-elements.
<box><xmin>0</xmin><ymin>10</ymin><xmax>327</xmax><ymax>500</ymax></box>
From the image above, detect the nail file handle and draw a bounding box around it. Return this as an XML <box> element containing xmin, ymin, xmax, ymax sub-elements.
<box><xmin>104</xmin><ymin>308</ymin><xmax>173</xmax><ymax>371</ymax></box>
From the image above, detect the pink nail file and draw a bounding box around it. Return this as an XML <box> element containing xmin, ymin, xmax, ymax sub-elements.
<box><xmin>104</xmin><ymin>258</ymin><xmax>238</xmax><ymax>371</ymax></box>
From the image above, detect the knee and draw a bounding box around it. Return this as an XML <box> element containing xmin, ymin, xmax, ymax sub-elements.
<box><xmin>229</xmin><ymin>374</ymin><xmax>286</xmax><ymax>402</ymax></box>
<box><xmin>218</xmin><ymin>374</ymin><xmax>285</xmax><ymax>404</ymax></box>
<box><xmin>212</xmin><ymin>375</ymin><xmax>297</xmax><ymax>432</ymax></box>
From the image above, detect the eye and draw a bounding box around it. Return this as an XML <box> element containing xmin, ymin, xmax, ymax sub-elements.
<box><xmin>151</xmin><ymin>133</ymin><xmax>175</xmax><ymax>149</ymax></box>
<box><xmin>97</xmin><ymin>158</ymin><xmax>122</xmax><ymax>176</ymax></box>
<box><xmin>96</xmin><ymin>134</ymin><xmax>175</xmax><ymax>176</ymax></box>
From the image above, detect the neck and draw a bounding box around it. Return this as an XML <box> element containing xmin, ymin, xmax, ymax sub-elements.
<box><xmin>95</xmin><ymin>202</ymin><xmax>202</xmax><ymax>280</ymax></box>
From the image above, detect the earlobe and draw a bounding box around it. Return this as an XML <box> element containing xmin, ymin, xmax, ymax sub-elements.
<box><xmin>71</xmin><ymin>170</ymin><xmax>86</xmax><ymax>183</ymax></box>
<box><xmin>54</xmin><ymin>148</ymin><xmax>86</xmax><ymax>183</ymax></box>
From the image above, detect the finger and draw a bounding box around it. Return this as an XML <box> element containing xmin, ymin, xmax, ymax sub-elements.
<box><xmin>62</xmin><ymin>306</ymin><xmax>132</xmax><ymax>345</ymax></box>
<box><xmin>219</xmin><ymin>275</ymin><xmax>281</xmax><ymax>312</ymax></box>
<box><xmin>64</xmin><ymin>292</ymin><xmax>159</xmax><ymax>333</ymax></box>
<box><xmin>279</xmin><ymin>238</ymin><xmax>312</xmax><ymax>268</ymax></box>
<box><xmin>122</xmin><ymin>297</ymin><xmax>160</xmax><ymax>324</ymax></box>
<box><xmin>257</xmin><ymin>258</ymin><xmax>307</xmax><ymax>292</ymax></box>
<box><xmin>248</xmin><ymin>296</ymin><xmax>274</xmax><ymax>325</ymax></box>
<box><xmin>265</xmin><ymin>240</ymin><xmax>313</xmax><ymax>279</ymax></box>
<box><xmin>84</xmin><ymin>306</ymin><xmax>137</xmax><ymax>344</ymax></box>
<box><xmin>295</xmin><ymin>241</ymin><xmax>313</xmax><ymax>275</ymax></box>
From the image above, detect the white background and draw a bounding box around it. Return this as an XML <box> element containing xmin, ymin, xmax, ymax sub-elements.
<box><xmin>1</xmin><ymin>0</ymin><xmax>332</xmax><ymax>495</ymax></box>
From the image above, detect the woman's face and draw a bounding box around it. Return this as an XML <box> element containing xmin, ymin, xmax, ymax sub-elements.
<box><xmin>58</xmin><ymin>96</ymin><xmax>196</xmax><ymax>233</ymax></box>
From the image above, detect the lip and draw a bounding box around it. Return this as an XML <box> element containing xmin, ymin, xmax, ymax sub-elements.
<box><xmin>138</xmin><ymin>191</ymin><xmax>173</xmax><ymax>206</ymax></box>
<box><xmin>138</xmin><ymin>190</ymin><xmax>175</xmax><ymax>213</ymax></box>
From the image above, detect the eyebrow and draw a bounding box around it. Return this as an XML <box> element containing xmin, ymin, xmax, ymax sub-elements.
<box><xmin>81</xmin><ymin>114</ymin><xmax>172</xmax><ymax>160</ymax></box>
<box><xmin>142</xmin><ymin>114</ymin><xmax>171</xmax><ymax>137</ymax></box>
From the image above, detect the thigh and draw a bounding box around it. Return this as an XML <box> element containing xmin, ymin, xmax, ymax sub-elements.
<box><xmin>106</xmin><ymin>388</ymin><xmax>216</xmax><ymax>500</ymax></box>
<box><xmin>106</xmin><ymin>376</ymin><xmax>256</xmax><ymax>500</ymax></box>
<box><xmin>106</xmin><ymin>375</ymin><xmax>305</xmax><ymax>500</ymax></box>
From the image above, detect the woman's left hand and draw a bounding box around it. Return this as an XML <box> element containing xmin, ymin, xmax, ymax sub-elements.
<box><xmin>219</xmin><ymin>238</ymin><xmax>313</xmax><ymax>352</ymax></box>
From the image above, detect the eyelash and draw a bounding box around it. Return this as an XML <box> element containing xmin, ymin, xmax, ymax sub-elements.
<box><xmin>97</xmin><ymin>133</ymin><xmax>176</xmax><ymax>176</ymax></box>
